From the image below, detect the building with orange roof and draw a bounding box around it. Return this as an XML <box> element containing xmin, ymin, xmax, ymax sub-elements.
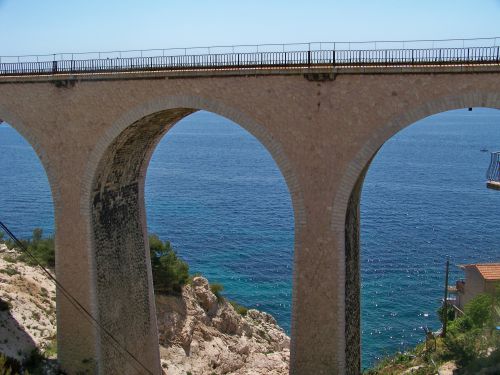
<box><xmin>449</xmin><ymin>263</ymin><xmax>500</xmax><ymax>311</ymax></box>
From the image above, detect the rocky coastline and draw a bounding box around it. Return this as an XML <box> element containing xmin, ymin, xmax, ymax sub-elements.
<box><xmin>0</xmin><ymin>243</ymin><xmax>290</xmax><ymax>374</ymax></box>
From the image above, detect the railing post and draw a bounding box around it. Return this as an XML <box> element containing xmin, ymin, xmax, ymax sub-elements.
<box><xmin>307</xmin><ymin>50</ymin><xmax>311</xmax><ymax>67</ymax></box>
<box><xmin>497</xmin><ymin>46</ymin><xmax>500</xmax><ymax>62</ymax></box>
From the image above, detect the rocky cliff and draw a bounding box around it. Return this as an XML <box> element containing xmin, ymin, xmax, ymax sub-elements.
<box><xmin>0</xmin><ymin>245</ymin><xmax>290</xmax><ymax>374</ymax></box>
<box><xmin>157</xmin><ymin>276</ymin><xmax>289</xmax><ymax>375</ymax></box>
<box><xmin>0</xmin><ymin>244</ymin><xmax>57</xmax><ymax>361</ymax></box>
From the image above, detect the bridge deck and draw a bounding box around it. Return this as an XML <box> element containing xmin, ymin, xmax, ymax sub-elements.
<box><xmin>1</xmin><ymin>63</ymin><xmax>500</xmax><ymax>83</ymax></box>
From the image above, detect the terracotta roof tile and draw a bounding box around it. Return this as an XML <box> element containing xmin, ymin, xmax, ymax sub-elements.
<box><xmin>464</xmin><ymin>263</ymin><xmax>500</xmax><ymax>281</ymax></box>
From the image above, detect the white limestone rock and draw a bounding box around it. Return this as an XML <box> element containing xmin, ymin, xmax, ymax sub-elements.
<box><xmin>0</xmin><ymin>251</ymin><xmax>57</xmax><ymax>361</ymax></box>
<box><xmin>0</xmin><ymin>254</ymin><xmax>289</xmax><ymax>375</ymax></box>
<box><xmin>156</xmin><ymin>276</ymin><xmax>290</xmax><ymax>375</ymax></box>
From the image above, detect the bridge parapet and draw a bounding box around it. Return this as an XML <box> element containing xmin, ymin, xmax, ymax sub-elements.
<box><xmin>1</xmin><ymin>37</ymin><xmax>499</xmax><ymax>77</ymax></box>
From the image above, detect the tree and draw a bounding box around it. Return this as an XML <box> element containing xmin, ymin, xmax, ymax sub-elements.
<box><xmin>149</xmin><ymin>234</ymin><xmax>189</xmax><ymax>295</ymax></box>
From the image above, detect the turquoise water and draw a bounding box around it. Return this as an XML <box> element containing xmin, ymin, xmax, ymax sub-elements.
<box><xmin>0</xmin><ymin>108</ymin><xmax>499</xmax><ymax>368</ymax></box>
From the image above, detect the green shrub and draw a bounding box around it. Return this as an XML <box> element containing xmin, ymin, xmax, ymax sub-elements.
<box><xmin>448</xmin><ymin>314</ymin><xmax>473</xmax><ymax>335</ymax></box>
<box><xmin>6</xmin><ymin>228</ymin><xmax>56</xmax><ymax>269</ymax></box>
<box><xmin>20</xmin><ymin>229</ymin><xmax>55</xmax><ymax>268</ymax></box>
<box><xmin>44</xmin><ymin>338</ymin><xmax>57</xmax><ymax>357</ymax></box>
<box><xmin>22</xmin><ymin>349</ymin><xmax>45</xmax><ymax>374</ymax></box>
<box><xmin>464</xmin><ymin>293</ymin><xmax>493</xmax><ymax>328</ymax></box>
<box><xmin>0</xmin><ymin>266</ymin><xmax>19</xmax><ymax>276</ymax></box>
<box><xmin>0</xmin><ymin>353</ymin><xmax>22</xmax><ymax>375</ymax></box>
<box><xmin>210</xmin><ymin>283</ymin><xmax>224</xmax><ymax>300</ymax></box>
<box><xmin>444</xmin><ymin>328</ymin><xmax>482</xmax><ymax>366</ymax></box>
<box><xmin>0</xmin><ymin>298</ymin><xmax>11</xmax><ymax>312</ymax></box>
<box><xmin>444</xmin><ymin>293</ymin><xmax>498</xmax><ymax>367</ymax></box>
<box><xmin>3</xmin><ymin>255</ymin><xmax>17</xmax><ymax>263</ymax></box>
<box><xmin>149</xmin><ymin>234</ymin><xmax>189</xmax><ymax>295</ymax></box>
<box><xmin>229</xmin><ymin>300</ymin><xmax>248</xmax><ymax>316</ymax></box>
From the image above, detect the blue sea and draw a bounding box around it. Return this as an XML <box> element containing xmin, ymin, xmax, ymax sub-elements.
<box><xmin>1</xmin><ymin>108</ymin><xmax>499</xmax><ymax>368</ymax></box>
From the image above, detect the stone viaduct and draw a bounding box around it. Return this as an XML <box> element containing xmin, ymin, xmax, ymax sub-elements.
<box><xmin>0</xmin><ymin>43</ymin><xmax>499</xmax><ymax>374</ymax></box>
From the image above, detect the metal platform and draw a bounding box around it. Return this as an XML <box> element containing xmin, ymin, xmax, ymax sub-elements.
<box><xmin>486</xmin><ymin>151</ymin><xmax>500</xmax><ymax>190</ymax></box>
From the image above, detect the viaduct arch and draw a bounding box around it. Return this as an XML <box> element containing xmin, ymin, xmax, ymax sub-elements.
<box><xmin>334</xmin><ymin>92</ymin><xmax>500</xmax><ymax>373</ymax></box>
<box><xmin>0</xmin><ymin>67</ymin><xmax>499</xmax><ymax>374</ymax></box>
<box><xmin>84</xmin><ymin>98</ymin><xmax>304</xmax><ymax>374</ymax></box>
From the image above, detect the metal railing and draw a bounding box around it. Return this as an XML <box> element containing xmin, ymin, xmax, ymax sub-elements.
<box><xmin>1</xmin><ymin>37</ymin><xmax>500</xmax><ymax>76</ymax></box>
<box><xmin>487</xmin><ymin>151</ymin><xmax>500</xmax><ymax>183</ymax></box>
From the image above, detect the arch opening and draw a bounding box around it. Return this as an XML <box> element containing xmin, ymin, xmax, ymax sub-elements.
<box><xmin>89</xmin><ymin>107</ymin><xmax>296</xmax><ymax>374</ymax></box>
<box><xmin>344</xmin><ymin>107</ymin><xmax>500</xmax><ymax>372</ymax></box>
<box><xmin>0</xmin><ymin>120</ymin><xmax>56</xmax><ymax>366</ymax></box>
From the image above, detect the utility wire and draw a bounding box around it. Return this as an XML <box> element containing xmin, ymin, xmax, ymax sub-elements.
<box><xmin>0</xmin><ymin>220</ymin><xmax>154</xmax><ymax>375</ymax></box>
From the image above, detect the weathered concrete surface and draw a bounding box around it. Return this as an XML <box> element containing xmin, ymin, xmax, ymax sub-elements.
<box><xmin>0</xmin><ymin>70</ymin><xmax>499</xmax><ymax>374</ymax></box>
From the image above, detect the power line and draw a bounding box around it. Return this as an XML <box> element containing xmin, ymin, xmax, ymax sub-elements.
<box><xmin>0</xmin><ymin>220</ymin><xmax>154</xmax><ymax>375</ymax></box>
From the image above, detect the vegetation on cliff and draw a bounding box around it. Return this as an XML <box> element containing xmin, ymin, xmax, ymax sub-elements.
<box><xmin>1</xmin><ymin>229</ymin><xmax>192</xmax><ymax>294</ymax></box>
<box><xmin>1</xmin><ymin>229</ymin><xmax>55</xmax><ymax>269</ymax></box>
<box><xmin>365</xmin><ymin>290</ymin><xmax>500</xmax><ymax>375</ymax></box>
<box><xmin>149</xmin><ymin>234</ymin><xmax>190</xmax><ymax>295</ymax></box>
<box><xmin>1</xmin><ymin>229</ymin><xmax>260</xmax><ymax>375</ymax></box>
